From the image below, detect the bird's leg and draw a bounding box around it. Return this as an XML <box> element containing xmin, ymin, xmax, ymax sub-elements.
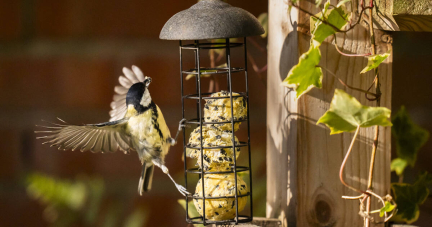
<box><xmin>168</xmin><ymin>118</ymin><xmax>187</xmax><ymax>146</ymax></box>
<box><xmin>152</xmin><ymin>160</ymin><xmax>190</xmax><ymax>196</ymax></box>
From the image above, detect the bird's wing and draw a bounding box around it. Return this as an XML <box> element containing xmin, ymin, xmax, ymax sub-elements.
<box><xmin>36</xmin><ymin>118</ymin><xmax>134</xmax><ymax>154</ymax></box>
<box><xmin>109</xmin><ymin>65</ymin><xmax>146</xmax><ymax>121</ymax></box>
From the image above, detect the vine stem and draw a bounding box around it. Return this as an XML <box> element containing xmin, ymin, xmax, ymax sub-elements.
<box><xmin>319</xmin><ymin>66</ymin><xmax>378</xmax><ymax>97</ymax></box>
<box><xmin>289</xmin><ymin>3</ymin><xmax>372</xmax><ymax>33</ymax></box>
<box><xmin>339</xmin><ymin>126</ymin><xmax>366</xmax><ymax>194</ymax></box>
<box><xmin>333</xmin><ymin>34</ymin><xmax>372</xmax><ymax>57</ymax></box>
<box><xmin>365</xmin><ymin>0</ymin><xmax>381</xmax><ymax>225</ymax></box>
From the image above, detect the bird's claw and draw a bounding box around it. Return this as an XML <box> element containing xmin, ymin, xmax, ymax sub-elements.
<box><xmin>176</xmin><ymin>183</ymin><xmax>190</xmax><ymax>196</ymax></box>
<box><xmin>178</xmin><ymin>118</ymin><xmax>188</xmax><ymax>130</ymax></box>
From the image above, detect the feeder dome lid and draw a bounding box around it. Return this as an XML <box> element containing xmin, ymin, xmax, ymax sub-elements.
<box><xmin>159</xmin><ymin>0</ymin><xmax>264</xmax><ymax>40</ymax></box>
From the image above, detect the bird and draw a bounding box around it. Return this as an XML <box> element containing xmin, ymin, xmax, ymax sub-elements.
<box><xmin>35</xmin><ymin>65</ymin><xmax>190</xmax><ymax>196</ymax></box>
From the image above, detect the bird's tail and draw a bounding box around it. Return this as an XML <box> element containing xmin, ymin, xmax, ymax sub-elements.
<box><xmin>138</xmin><ymin>162</ymin><xmax>154</xmax><ymax>196</ymax></box>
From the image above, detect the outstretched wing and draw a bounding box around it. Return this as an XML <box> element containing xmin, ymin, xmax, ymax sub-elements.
<box><xmin>109</xmin><ymin>66</ymin><xmax>146</xmax><ymax>121</ymax></box>
<box><xmin>36</xmin><ymin>118</ymin><xmax>134</xmax><ymax>154</ymax></box>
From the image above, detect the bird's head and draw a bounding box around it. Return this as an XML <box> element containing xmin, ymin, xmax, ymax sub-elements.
<box><xmin>126</xmin><ymin>77</ymin><xmax>153</xmax><ymax>111</ymax></box>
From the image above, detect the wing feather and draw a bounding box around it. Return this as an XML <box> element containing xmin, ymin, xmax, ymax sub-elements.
<box><xmin>108</xmin><ymin>66</ymin><xmax>148</xmax><ymax>122</ymax></box>
<box><xmin>36</xmin><ymin>119</ymin><xmax>132</xmax><ymax>154</ymax></box>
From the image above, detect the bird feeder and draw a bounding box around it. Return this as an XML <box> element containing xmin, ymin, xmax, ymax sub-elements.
<box><xmin>160</xmin><ymin>0</ymin><xmax>264</xmax><ymax>225</ymax></box>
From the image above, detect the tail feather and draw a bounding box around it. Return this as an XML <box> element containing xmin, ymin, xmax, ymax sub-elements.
<box><xmin>138</xmin><ymin>163</ymin><xmax>154</xmax><ymax>196</ymax></box>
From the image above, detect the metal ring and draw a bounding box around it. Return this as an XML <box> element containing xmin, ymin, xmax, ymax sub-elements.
<box><xmin>187</xmin><ymin>215</ymin><xmax>252</xmax><ymax>224</ymax></box>
<box><xmin>182</xmin><ymin>67</ymin><xmax>244</xmax><ymax>75</ymax></box>
<box><xmin>186</xmin><ymin>166</ymin><xmax>250</xmax><ymax>174</ymax></box>
<box><xmin>183</xmin><ymin>92</ymin><xmax>248</xmax><ymax>100</ymax></box>
<box><xmin>181</xmin><ymin>42</ymin><xmax>244</xmax><ymax>50</ymax></box>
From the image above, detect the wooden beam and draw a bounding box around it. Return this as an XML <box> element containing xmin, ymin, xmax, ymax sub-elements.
<box><xmin>267</xmin><ymin>0</ymin><xmax>392</xmax><ymax>226</ymax></box>
<box><xmin>373</xmin><ymin>0</ymin><xmax>432</xmax><ymax>32</ymax></box>
<box><xmin>393</xmin><ymin>0</ymin><xmax>432</xmax><ymax>32</ymax></box>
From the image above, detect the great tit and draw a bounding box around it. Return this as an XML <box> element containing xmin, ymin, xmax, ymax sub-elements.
<box><xmin>36</xmin><ymin>66</ymin><xmax>189</xmax><ymax>196</ymax></box>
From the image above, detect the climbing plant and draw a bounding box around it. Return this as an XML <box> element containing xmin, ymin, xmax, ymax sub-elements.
<box><xmin>283</xmin><ymin>0</ymin><xmax>396</xmax><ymax>225</ymax></box>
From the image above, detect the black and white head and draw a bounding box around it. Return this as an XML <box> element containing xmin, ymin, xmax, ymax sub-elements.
<box><xmin>109</xmin><ymin>66</ymin><xmax>153</xmax><ymax>121</ymax></box>
<box><xmin>126</xmin><ymin>77</ymin><xmax>152</xmax><ymax>111</ymax></box>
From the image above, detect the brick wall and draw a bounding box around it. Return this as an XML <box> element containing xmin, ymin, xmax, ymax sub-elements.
<box><xmin>0</xmin><ymin>0</ymin><xmax>268</xmax><ymax>226</ymax></box>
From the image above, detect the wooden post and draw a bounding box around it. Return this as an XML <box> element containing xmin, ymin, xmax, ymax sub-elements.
<box><xmin>267</xmin><ymin>0</ymin><xmax>393</xmax><ymax>226</ymax></box>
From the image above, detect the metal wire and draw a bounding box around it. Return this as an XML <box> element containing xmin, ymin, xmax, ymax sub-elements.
<box><xmin>180</xmin><ymin>38</ymin><xmax>252</xmax><ymax>225</ymax></box>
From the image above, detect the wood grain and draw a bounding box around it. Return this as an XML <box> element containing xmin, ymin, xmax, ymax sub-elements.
<box><xmin>267</xmin><ymin>1</ymin><xmax>392</xmax><ymax>226</ymax></box>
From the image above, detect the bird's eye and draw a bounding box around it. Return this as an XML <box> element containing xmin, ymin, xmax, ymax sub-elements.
<box><xmin>144</xmin><ymin>78</ymin><xmax>152</xmax><ymax>87</ymax></box>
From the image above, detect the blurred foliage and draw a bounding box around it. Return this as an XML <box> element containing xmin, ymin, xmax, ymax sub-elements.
<box><xmin>257</xmin><ymin>13</ymin><xmax>268</xmax><ymax>38</ymax></box>
<box><xmin>391</xmin><ymin>172</ymin><xmax>432</xmax><ymax>224</ymax></box>
<box><xmin>390</xmin><ymin>106</ymin><xmax>431</xmax><ymax>224</ymax></box>
<box><xmin>391</xmin><ymin>106</ymin><xmax>429</xmax><ymax>174</ymax></box>
<box><xmin>26</xmin><ymin>172</ymin><xmax>147</xmax><ymax>227</ymax></box>
<box><xmin>178</xmin><ymin>200</ymin><xmax>204</xmax><ymax>227</ymax></box>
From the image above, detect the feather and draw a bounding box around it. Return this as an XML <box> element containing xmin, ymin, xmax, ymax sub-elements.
<box><xmin>36</xmin><ymin>119</ymin><xmax>132</xmax><ymax>154</ymax></box>
<box><xmin>119</xmin><ymin>76</ymin><xmax>133</xmax><ymax>87</ymax></box>
<box><xmin>132</xmin><ymin>65</ymin><xmax>145</xmax><ymax>81</ymax></box>
<box><xmin>123</xmin><ymin>67</ymin><xmax>139</xmax><ymax>83</ymax></box>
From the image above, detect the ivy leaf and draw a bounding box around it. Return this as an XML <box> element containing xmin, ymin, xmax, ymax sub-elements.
<box><xmin>26</xmin><ymin>173</ymin><xmax>87</xmax><ymax>210</ymax></box>
<box><xmin>360</xmin><ymin>51</ymin><xmax>391</xmax><ymax>74</ymax></box>
<box><xmin>310</xmin><ymin>1</ymin><xmax>351</xmax><ymax>45</ymax></box>
<box><xmin>391</xmin><ymin>158</ymin><xmax>409</xmax><ymax>176</ymax></box>
<box><xmin>392</xmin><ymin>106</ymin><xmax>429</xmax><ymax>167</ymax></box>
<box><xmin>337</xmin><ymin>0</ymin><xmax>351</xmax><ymax>7</ymax></box>
<box><xmin>391</xmin><ymin>172</ymin><xmax>432</xmax><ymax>224</ymax></box>
<box><xmin>258</xmin><ymin>13</ymin><xmax>268</xmax><ymax>38</ymax></box>
<box><xmin>317</xmin><ymin>89</ymin><xmax>392</xmax><ymax>134</ymax></box>
<box><xmin>379</xmin><ymin>201</ymin><xmax>396</xmax><ymax>217</ymax></box>
<box><xmin>282</xmin><ymin>46</ymin><xmax>322</xmax><ymax>98</ymax></box>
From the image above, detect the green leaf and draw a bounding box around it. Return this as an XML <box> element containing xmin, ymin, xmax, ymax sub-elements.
<box><xmin>258</xmin><ymin>13</ymin><xmax>268</xmax><ymax>38</ymax></box>
<box><xmin>310</xmin><ymin>1</ymin><xmax>351</xmax><ymax>45</ymax></box>
<box><xmin>317</xmin><ymin>89</ymin><xmax>392</xmax><ymax>134</ymax></box>
<box><xmin>282</xmin><ymin>45</ymin><xmax>323</xmax><ymax>98</ymax></box>
<box><xmin>391</xmin><ymin>158</ymin><xmax>409</xmax><ymax>176</ymax></box>
<box><xmin>379</xmin><ymin>201</ymin><xmax>396</xmax><ymax>217</ymax></box>
<box><xmin>123</xmin><ymin>208</ymin><xmax>147</xmax><ymax>227</ymax></box>
<box><xmin>178</xmin><ymin>199</ymin><xmax>204</xmax><ymax>227</ymax></box>
<box><xmin>391</xmin><ymin>172</ymin><xmax>432</xmax><ymax>224</ymax></box>
<box><xmin>337</xmin><ymin>0</ymin><xmax>351</xmax><ymax>7</ymax></box>
<box><xmin>26</xmin><ymin>173</ymin><xmax>87</xmax><ymax>211</ymax></box>
<box><xmin>392</xmin><ymin>106</ymin><xmax>429</xmax><ymax>167</ymax></box>
<box><xmin>360</xmin><ymin>51</ymin><xmax>391</xmax><ymax>74</ymax></box>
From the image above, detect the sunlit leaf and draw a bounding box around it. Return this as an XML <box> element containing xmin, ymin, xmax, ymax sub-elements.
<box><xmin>282</xmin><ymin>45</ymin><xmax>322</xmax><ymax>98</ymax></box>
<box><xmin>26</xmin><ymin>173</ymin><xmax>87</xmax><ymax>211</ymax></box>
<box><xmin>379</xmin><ymin>201</ymin><xmax>396</xmax><ymax>217</ymax></box>
<box><xmin>337</xmin><ymin>0</ymin><xmax>351</xmax><ymax>7</ymax></box>
<box><xmin>391</xmin><ymin>172</ymin><xmax>432</xmax><ymax>224</ymax></box>
<box><xmin>317</xmin><ymin>89</ymin><xmax>392</xmax><ymax>134</ymax></box>
<box><xmin>178</xmin><ymin>199</ymin><xmax>204</xmax><ymax>227</ymax></box>
<box><xmin>123</xmin><ymin>208</ymin><xmax>147</xmax><ymax>227</ymax></box>
<box><xmin>392</xmin><ymin>106</ymin><xmax>429</xmax><ymax>167</ymax></box>
<box><xmin>258</xmin><ymin>13</ymin><xmax>268</xmax><ymax>38</ymax></box>
<box><xmin>391</xmin><ymin>158</ymin><xmax>409</xmax><ymax>176</ymax></box>
<box><xmin>310</xmin><ymin>1</ymin><xmax>351</xmax><ymax>45</ymax></box>
<box><xmin>360</xmin><ymin>51</ymin><xmax>391</xmax><ymax>74</ymax></box>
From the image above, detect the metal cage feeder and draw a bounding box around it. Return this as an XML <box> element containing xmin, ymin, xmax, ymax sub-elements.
<box><xmin>160</xmin><ymin>0</ymin><xmax>264</xmax><ymax>225</ymax></box>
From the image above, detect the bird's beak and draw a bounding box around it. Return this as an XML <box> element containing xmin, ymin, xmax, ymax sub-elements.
<box><xmin>144</xmin><ymin>77</ymin><xmax>152</xmax><ymax>87</ymax></box>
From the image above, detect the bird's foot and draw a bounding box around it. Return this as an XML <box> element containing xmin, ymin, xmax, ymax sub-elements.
<box><xmin>178</xmin><ymin>118</ymin><xmax>188</xmax><ymax>130</ymax></box>
<box><xmin>175</xmin><ymin>183</ymin><xmax>190</xmax><ymax>196</ymax></box>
